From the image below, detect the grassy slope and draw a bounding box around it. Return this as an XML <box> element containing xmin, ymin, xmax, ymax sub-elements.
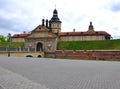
<box><xmin>57</xmin><ymin>39</ymin><xmax>120</xmax><ymax>50</ymax></box>
<box><xmin>0</xmin><ymin>39</ymin><xmax>120</xmax><ymax>50</ymax></box>
<box><xmin>0</xmin><ymin>42</ymin><xmax>24</xmax><ymax>48</ymax></box>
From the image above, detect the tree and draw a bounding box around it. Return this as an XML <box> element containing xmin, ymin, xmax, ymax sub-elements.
<box><xmin>0</xmin><ymin>35</ymin><xmax>6</xmax><ymax>42</ymax></box>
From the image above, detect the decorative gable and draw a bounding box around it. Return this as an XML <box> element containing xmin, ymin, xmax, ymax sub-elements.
<box><xmin>26</xmin><ymin>25</ymin><xmax>57</xmax><ymax>39</ymax></box>
<box><xmin>32</xmin><ymin>25</ymin><xmax>49</xmax><ymax>32</ymax></box>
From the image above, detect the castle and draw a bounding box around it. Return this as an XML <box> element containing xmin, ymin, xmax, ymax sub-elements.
<box><xmin>12</xmin><ymin>8</ymin><xmax>111</xmax><ymax>57</ymax></box>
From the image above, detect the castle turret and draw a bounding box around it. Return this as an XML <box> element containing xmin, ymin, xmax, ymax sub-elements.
<box><xmin>49</xmin><ymin>8</ymin><xmax>62</xmax><ymax>34</ymax></box>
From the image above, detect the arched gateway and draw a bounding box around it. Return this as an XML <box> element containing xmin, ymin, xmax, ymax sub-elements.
<box><xmin>36</xmin><ymin>42</ymin><xmax>43</xmax><ymax>51</ymax></box>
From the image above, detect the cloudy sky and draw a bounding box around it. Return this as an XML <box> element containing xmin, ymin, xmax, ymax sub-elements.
<box><xmin>0</xmin><ymin>0</ymin><xmax>120</xmax><ymax>38</ymax></box>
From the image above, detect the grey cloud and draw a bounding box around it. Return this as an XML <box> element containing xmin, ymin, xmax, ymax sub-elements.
<box><xmin>0</xmin><ymin>0</ymin><xmax>9</xmax><ymax>8</ymax></box>
<box><xmin>0</xmin><ymin>18</ymin><xmax>13</xmax><ymax>29</ymax></box>
<box><xmin>0</xmin><ymin>0</ymin><xmax>36</xmax><ymax>35</ymax></box>
<box><xmin>0</xmin><ymin>0</ymin><xmax>16</xmax><ymax>13</ymax></box>
<box><xmin>0</xmin><ymin>16</ymin><xmax>31</xmax><ymax>34</ymax></box>
<box><xmin>0</xmin><ymin>0</ymin><xmax>31</xmax><ymax>15</ymax></box>
<box><xmin>109</xmin><ymin>2</ymin><xmax>120</xmax><ymax>12</ymax></box>
<box><xmin>0</xmin><ymin>0</ymin><xmax>53</xmax><ymax>35</ymax></box>
<box><xmin>74</xmin><ymin>15</ymin><xmax>86</xmax><ymax>23</ymax></box>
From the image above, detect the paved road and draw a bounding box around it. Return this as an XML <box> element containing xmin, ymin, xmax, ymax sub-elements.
<box><xmin>0</xmin><ymin>56</ymin><xmax>120</xmax><ymax>89</ymax></box>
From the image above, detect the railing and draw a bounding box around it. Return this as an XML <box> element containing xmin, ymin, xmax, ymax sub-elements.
<box><xmin>0</xmin><ymin>47</ymin><xmax>36</xmax><ymax>52</ymax></box>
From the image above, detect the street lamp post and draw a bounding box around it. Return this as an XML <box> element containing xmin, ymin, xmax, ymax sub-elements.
<box><xmin>8</xmin><ymin>33</ymin><xmax>11</xmax><ymax>57</ymax></box>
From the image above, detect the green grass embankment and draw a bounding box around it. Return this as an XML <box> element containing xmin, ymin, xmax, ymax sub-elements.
<box><xmin>57</xmin><ymin>39</ymin><xmax>120</xmax><ymax>50</ymax></box>
<box><xmin>0</xmin><ymin>39</ymin><xmax>120</xmax><ymax>50</ymax></box>
<box><xmin>0</xmin><ymin>42</ymin><xmax>24</xmax><ymax>48</ymax></box>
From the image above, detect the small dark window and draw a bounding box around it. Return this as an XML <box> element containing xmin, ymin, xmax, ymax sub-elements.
<box><xmin>96</xmin><ymin>32</ymin><xmax>98</xmax><ymax>34</ymax></box>
<box><xmin>67</xmin><ymin>32</ymin><xmax>69</xmax><ymax>35</ymax></box>
<box><xmin>57</xmin><ymin>24</ymin><xmax>59</xmax><ymax>27</ymax></box>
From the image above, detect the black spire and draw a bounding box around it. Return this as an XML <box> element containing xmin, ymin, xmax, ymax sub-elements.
<box><xmin>89</xmin><ymin>21</ymin><xmax>94</xmax><ymax>30</ymax></box>
<box><xmin>50</xmin><ymin>9</ymin><xmax>61</xmax><ymax>22</ymax></box>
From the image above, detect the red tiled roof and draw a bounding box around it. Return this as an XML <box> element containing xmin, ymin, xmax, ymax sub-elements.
<box><xmin>12</xmin><ymin>34</ymin><xmax>29</xmax><ymax>38</ymax></box>
<box><xmin>26</xmin><ymin>37</ymin><xmax>56</xmax><ymax>39</ymax></box>
<box><xmin>60</xmin><ymin>31</ymin><xmax>111</xmax><ymax>36</ymax></box>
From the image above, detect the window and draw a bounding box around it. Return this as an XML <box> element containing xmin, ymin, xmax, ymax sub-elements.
<box><xmin>52</xmin><ymin>24</ymin><xmax>54</xmax><ymax>27</ymax></box>
<box><xmin>57</xmin><ymin>24</ymin><xmax>59</xmax><ymax>28</ymax></box>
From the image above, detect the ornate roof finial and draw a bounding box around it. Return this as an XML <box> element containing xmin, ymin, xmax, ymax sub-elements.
<box><xmin>89</xmin><ymin>21</ymin><xmax>94</xmax><ymax>30</ymax></box>
<box><xmin>55</xmin><ymin>4</ymin><xmax>56</xmax><ymax>9</ymax></box>
<box><xmin>90</xmin><ymin>21</ymin><xmax>92</xmax><ymax>25</ymax></box>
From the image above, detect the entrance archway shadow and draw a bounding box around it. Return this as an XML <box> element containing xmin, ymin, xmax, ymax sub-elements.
<box><xmin>26</xmin><ymin>55</ymin><xmax>33</xmax><ymax>57</ymax></box>
<box><xmin>37</xmin><ymin>55</ymin><xmax>42</xmax><ymax>58</ymax></box>
<box><xmin>36</xmin><ymin>42</ymin><xmax>43</xmax><ymax>52</ymax></box>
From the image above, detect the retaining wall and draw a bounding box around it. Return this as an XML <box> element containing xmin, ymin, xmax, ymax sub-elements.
<box><xmin>55</xmin><ymin>50</ymin><xmax>120</xmax><ymax>60</ymax></box>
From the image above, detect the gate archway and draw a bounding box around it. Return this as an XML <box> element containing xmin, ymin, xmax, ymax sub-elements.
<box><xmin>36</xmin><ymin>42</ymin><xmax>43</xmax><ymax>51</ymax></box>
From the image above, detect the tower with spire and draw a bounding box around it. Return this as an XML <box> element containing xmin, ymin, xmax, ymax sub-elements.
<box><xmin>49</xmin><ymin>8</ymin><xmax>62</xmax><ymax>34</ymax></box>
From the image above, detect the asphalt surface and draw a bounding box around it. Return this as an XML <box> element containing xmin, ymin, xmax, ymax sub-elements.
<box><xmin>0</xmin><ymin>56</ymin><xmax>120</xmax><ymax>89</ymax></box>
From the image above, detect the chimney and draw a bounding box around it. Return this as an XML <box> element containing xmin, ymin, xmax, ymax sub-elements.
<box><xmin>49</xmin><ymin>20</ymin><xmax>52</xmax><ymax>31</ymax></box>
<box><xmin>42</xmin><ymin>19</ymin><xmax>45</xmax><ymax>26</ymax></box>
<box><xmin>46</xmin><ymin>19</ymin><xmax>48</xmax><ymax>28</ymax></box>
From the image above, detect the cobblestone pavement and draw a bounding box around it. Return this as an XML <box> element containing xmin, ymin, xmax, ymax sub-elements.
<box><xmin>0</xmin><ymin>56</ymin><xmax>120</xmax><ymax>89</ymax></box>
<box><xmin>0</xmin><ymin>63</ymin><xmax>49</xmax><ymax>89</ymax></box>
